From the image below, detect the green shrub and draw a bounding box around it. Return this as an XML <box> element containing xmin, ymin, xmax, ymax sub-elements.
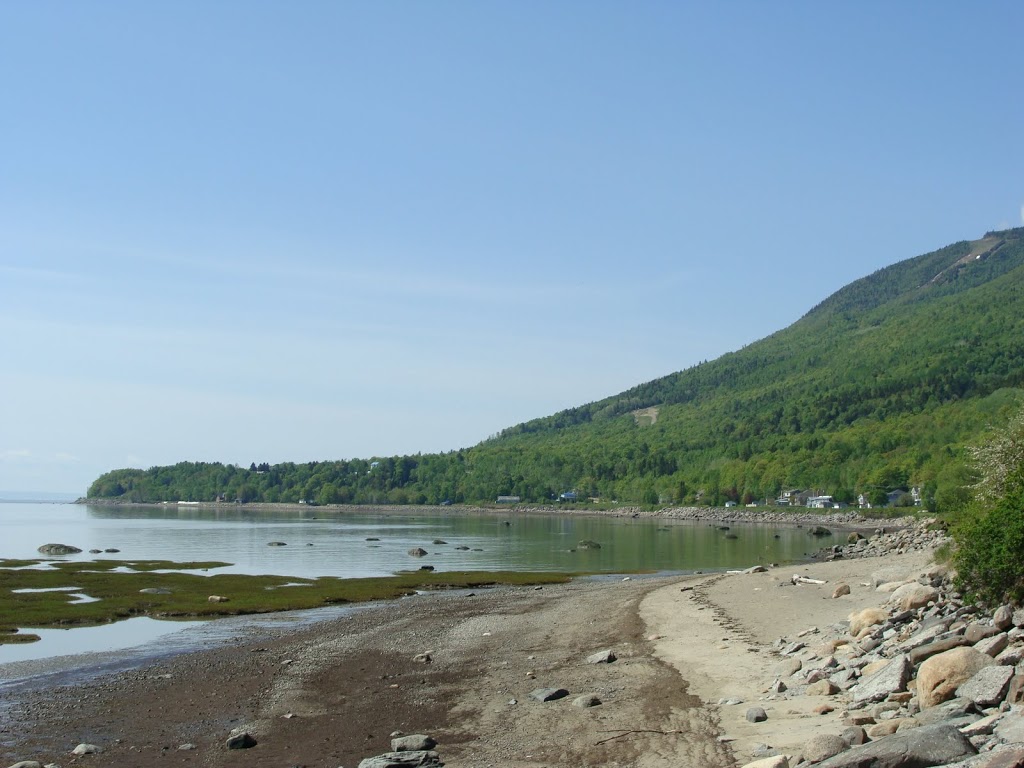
<box><xmin>953</xmin><ymin>464</ymin><xmax>1024</xmax><ymax>604</ymax></box>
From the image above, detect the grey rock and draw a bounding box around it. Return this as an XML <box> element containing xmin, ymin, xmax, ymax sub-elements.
<box><xmin>572</xmin><ymin>694</ymin><xmax>602</xmax><ymax>708</ymax></box>
<box><xmin>392</xmin><ymin>735</ymin><xmax>437</xmax><ymax>752</ymax></box>
<box><xmin>956</xmin><ymin>665</ymin><xmax>1015</xmax><ymax>708</ymax></box>
<box><xmin>408</xmin><ymin>548</ymin><xmax>428</xmax><ymax>557</ymax></box>
<box><xmin>813</xmin><ymin>722</ymin><xmax>976</xmax><ymax>768</ymax></box>
<box><xmin>853</xmin><ymin>654</ymin><xmax>912</xmax><ymax>704</ymax></box>
<box><xmin>803</xmin><ymin>734</ymin><xmax>848</xmax><ymax>763</ymax></box>
<box><xmin>752</xmin><ymin>743</ymin><xmax>781</xmax><ymax>758</ymax></box>
<box><xmin>747</xmin><ymin>706</ymin><xmax>769</xmax><ymax>723</ymax></box>
<box><xmin>959</xmin><ymin>713</ymin><xmax>1003</xmax><ymax>737</ymax></box>
<box><xmin>8</xmin><ymin>762</ymin><xmax>43</xmax><ymax>768</ymax></box>
<box><xmin>71</xmin><ymin>744</ymin><xmax>104</xmax><ymax>755</ymax></box>
<box><xmin>960</xmin><ymin>746</ymin><xmax>1024</xmax><ymax>768</ymax></box>
<box><xmin>577</xmin><ymin>540</ymin><xmax>602</xmax><ymax>549</ymax></box>
<box><xmin>975</xmin><ymin>633</ymin><xmax>1010</xmax><ymax>657</ymax></box>
<box><xmin>225</xmin><ymin>733</ymin><xmax>256</xmax><ymax>749</ymax></box>
<box><xmin>911</xmin><ymin>636</ymin><xmax>970</xmax><ymax>665</ymax></box>
<box><xmin>993</xmin><ymin>605</ymin><xmax>1014</xmax><ymax>631</ymax></box>
<box><xmin>357</xmin><ymin>750</ymin><xmax>443</xmax><ymax>768</ymax></box>
<box><xmin>266</xmin><ymin>541</ymin><xmax>287</xmax><ymax>546</ymax></box>
<box><xmin>994</xmin><ymin>645</ymin><xmax>1024</xmax><ymax>666</ymax></box>
<box><xmin>586</xmin><ymin>649</ymin><xmax>616</xmax><ymax>664</ymax></box>
<box><xmin>807</xmin><ymin>668</ymin><xmax>830</xmax><ymax>685</ymax></box>
<box><xmin>841</xmin><ymin>726</ymin><xmax>868</xmax><ymax>746</ymax></box>
<box><xmin>830</xmin><ymin>669</ymin><xmax>858</xmax><ymax>690</ymax></box>
<box><xmin>913</xmin><ymin>698</ymin><xmax>980</xmax><ymax>725</ymax></box>
<box><xmin>965</xmin><ymin>623</ymin><xmax>1000</xmax><ymax>644</ymax></box>
<box><xmin>139</xmin><ymin>587</ymin><xmax>172</xmax><ymax>594</ymax></box>
<box><xmin>529</xmin><ymin>687</ymin><xmax>569</xmax><ymax>702</ymax></box>
<box><xmin>1006</xmin><ymin>674</ymin><xmax>1024</xmax><ymax>705</ymax></box>
<box><xmin>993</xmin><ymin>710</ymin><xmax>1024</xmax><ymax>743</ymax></box>
<box><xmin>37</xmin><ymin>543</ymin><xmax>81</xmax><ymax>555</ymax></box>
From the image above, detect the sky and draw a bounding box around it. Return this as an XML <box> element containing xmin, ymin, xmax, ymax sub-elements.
<box><xmin>2</xmin><ymin>2</ymin><xmax>1023</xmax><ymax>495</ymax></box>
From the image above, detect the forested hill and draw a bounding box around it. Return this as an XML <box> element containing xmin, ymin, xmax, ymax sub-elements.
<box><xmin>89</xmin><ymin>228</ymin><xmax>1024</xmax><ymax>509</ymax></box>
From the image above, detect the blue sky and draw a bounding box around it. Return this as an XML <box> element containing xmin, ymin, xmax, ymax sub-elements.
<box><xmin>2</xmin><ymin>2</ymin><xmax>1022</xmax><ymax>495</ymax></box>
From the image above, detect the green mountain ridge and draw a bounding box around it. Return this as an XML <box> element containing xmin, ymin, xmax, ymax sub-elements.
<box><xmin>89</xmin><ymin>228</ymin><xmax>1024</xmax><ymax>509</ymax></box>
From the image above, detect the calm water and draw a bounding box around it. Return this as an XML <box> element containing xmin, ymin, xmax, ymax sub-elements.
<box><xmin>0</xmin><ymin>502</ymin><xmax>842</xmax><ymax>664</ymax></box>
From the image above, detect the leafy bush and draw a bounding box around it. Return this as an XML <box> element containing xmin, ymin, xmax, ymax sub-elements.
<box><xmin>953</xmin><ymin>465</ymin><xmax>1024</xmax><ymax>604</ymax></box>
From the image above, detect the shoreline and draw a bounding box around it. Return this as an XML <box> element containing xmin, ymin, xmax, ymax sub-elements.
<box><xmin>79</xmin><ymin>498</ymin><xmax>915</xmax><ymax>529</ymax></box>
<box><xmin>0</xmin><ymin>526</ymin><xmax>948</xmax><ymax>768</ymax></box>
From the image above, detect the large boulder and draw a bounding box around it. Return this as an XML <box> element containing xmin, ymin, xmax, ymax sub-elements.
<box><xmin>813</xmin><ymin>722</ymin><xmax>975</xmax><ymax>768</ymax></box>
<box><xmin>888</xmin><ymin>583</ymin><xmax>939</xmax><ymax>611</ymax></box>
<box><xmin>917</xmin><ymin>646</ymin><xmax>993</xmax><ymax>708</ymax></box>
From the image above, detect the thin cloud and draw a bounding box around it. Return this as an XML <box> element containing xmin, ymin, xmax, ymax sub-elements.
<box><xmin>0</xmin><ymin>449</ymin><xmax>33</xmax><ymax>461</ymax></box>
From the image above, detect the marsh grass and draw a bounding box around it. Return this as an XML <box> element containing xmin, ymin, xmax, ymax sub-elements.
<box><xmin>0</xmin><ymin>559</ymin><xmax>573</xmax><ymax>642</ymax></box>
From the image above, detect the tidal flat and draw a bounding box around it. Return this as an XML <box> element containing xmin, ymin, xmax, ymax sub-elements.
<box><xmin>0</xmin><ymin>558</ymin><xmax>572</xmax><ymax>643</ymax></box>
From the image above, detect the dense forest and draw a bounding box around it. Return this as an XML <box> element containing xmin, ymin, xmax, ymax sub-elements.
<box><xmin>88</xmin><ymin>228</ymin><xmax>1024</xmax><ymax>510</ymax></box>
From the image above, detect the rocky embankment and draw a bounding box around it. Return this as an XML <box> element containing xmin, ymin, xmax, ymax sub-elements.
<box><xmin>733</xmin><ymin>522</ymin><xmax>1024</xmax><ymax>768</ymax></box>
<box><xmin>509</xmin><ymin>504</ymin><xmax>896</xmax><ymax>527</ymax></box>
<box><xmin>813</xmin><ymin>520</ymin><xmax>950</xmax><ymax>561</ymax></box>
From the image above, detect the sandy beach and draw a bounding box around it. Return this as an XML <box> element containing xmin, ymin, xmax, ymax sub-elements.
<box><xmin>0</xmin><ymin>546</ymin><xmax>937</xmax><ymax>768</ymax></box>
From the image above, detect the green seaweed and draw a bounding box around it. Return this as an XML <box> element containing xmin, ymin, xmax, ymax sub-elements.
<box><xmin>0</xmin><ymin>559</ymin><xmax>573</xmax><ymax>640</ymax></box>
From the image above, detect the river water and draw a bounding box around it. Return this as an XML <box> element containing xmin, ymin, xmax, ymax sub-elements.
<box><xmin>0</xmin><ymin>502</ymin><xmax>841</xmax><ymax>664</ymax></box>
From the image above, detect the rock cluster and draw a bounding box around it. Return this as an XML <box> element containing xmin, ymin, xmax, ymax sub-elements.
<box><xmin>358</xmin><ymin>733</ymin><xmax>442</xmax><ymax>768</ymax></box>
<box><xmin>814</xmin><ymin>521</ymin><xmax>950</xmax><ymax>561</ymax></box>
<box><xmin>738</xmin><ymin>532</ymin><xmax>1024</xmax><ymax>768</ymax></box>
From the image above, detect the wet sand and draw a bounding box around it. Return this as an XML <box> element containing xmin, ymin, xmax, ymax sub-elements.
<box><xmin>1</xmin><ymin>549</ymin><xmax>934</xmax><ymax>768</ymax></box>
